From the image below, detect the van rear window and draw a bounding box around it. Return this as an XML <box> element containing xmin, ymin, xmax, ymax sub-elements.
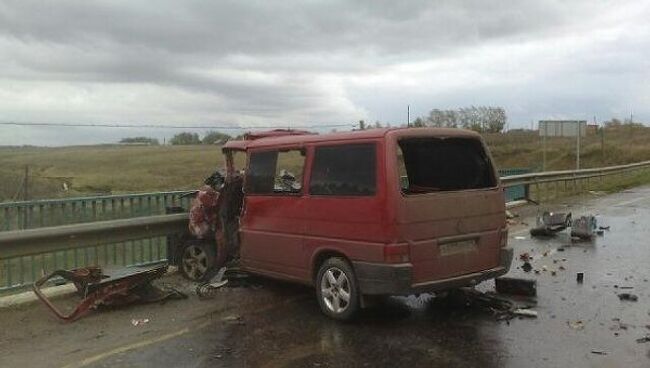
<box><xmin>398</xmin><ymin>137</ymin><xmax>495</xmax><ymax>194</ymax></box>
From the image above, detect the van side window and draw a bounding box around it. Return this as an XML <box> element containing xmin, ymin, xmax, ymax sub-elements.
<box><xmin>246</xmin><ymin>149</ymin><xmax>305</xmax><ymax>194</ymax></box>
<box><xmin>309</xmin><ymin>144</ymin><xmax>376</xmax><ymax>196</ymax></box>
<box><xmin>275</xmin><ymin>150</ymin><xmax>304</xmax><ymax>193</ymax></box>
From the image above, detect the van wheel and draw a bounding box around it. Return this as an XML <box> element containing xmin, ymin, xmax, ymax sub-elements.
<box><xmin>180</xmin><ymin>240</ymin><xmax>217</xmax><ymax>282</ymax></box>
<box><xmin>316</xmin><ymin>258</ymin><xmax>360</xmax><ymax>320</ymax></box>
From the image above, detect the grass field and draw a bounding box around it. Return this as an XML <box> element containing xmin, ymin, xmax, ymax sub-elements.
<box><xmin>2</xmin><ymin>125</ymin><xmax>650</xmax><ymax>202</ymax></box>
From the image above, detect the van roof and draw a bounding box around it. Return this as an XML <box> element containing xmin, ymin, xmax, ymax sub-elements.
<box><xmin>223</xmin><ymin>127</ymin><xmax>481</xmax><ymax>150</ymax></box>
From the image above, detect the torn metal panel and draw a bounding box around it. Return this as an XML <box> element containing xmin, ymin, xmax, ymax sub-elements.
<box><xmin>33</xmin><ymin>264</ymin><xmax>169</xmax><ymax>322</ymax></box>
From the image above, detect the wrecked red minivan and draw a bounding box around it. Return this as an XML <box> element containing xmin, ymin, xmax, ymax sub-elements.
<box><xmin>170</xmin><ymin>127</ymin><xmax>513</xmax><ymax>320</ymax></box>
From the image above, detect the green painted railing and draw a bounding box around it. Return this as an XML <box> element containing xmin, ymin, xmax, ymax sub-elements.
<box><xmin>0</xmin><ymin>191</ymin><xmax>194</xmax><ymax>292</ymax></box>
<box><xmin>0</xmin><ymin>191</ymin><xmax>193</xmax><ymax>232</ymax></box>
<box><xmin>498</xmin><ymin>168</ymin><xmax>531</xmax><ymax>201</ymax></box>
<box><xmin>1</xmin><ymin>237</ymin><xmax>169</xmax><ymax>293</ymax></box>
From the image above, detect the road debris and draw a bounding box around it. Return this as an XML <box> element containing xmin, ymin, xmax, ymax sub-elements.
<box><xmin>567</xmin><ymin>320</ymin><xmax>585</xmax><ymax>330</ymax></box>
<box><xmin>513</xmin><ymin>309</ymin><xmax>538</xmax><ymax>318</ymax></box>
<box><xmin>519</xmin><ymin>252</ymin><xmax>532</xmax><ymax>262</ymax></box>
<box><xmin>571</xmin><ymin>215</ymin><xmax>597</xmax><ymax>239</ymax></box>
<box><xmin>610</xmin><ymin>318</ymin><xmax>631</xmax><ymax>331</ymax></box>
<box><xmin>590</xmin><ymin>349</ymin><xmax>607</xmax><ymax>355</ymax></box>
<box><xmin>131</xmin><ymin>318</ymin><xmax>150</xmax><ymax>326</ymax></box>
<box><xmin>522</xmin><ymin>262</ymin><xmax>533</xmax><ymax>273</ymax></box>
<box><xmin>495</xmin><ymin>277</ymin><xmax>537</xmax><ymax>297</ymax></box>
<box><xmin>636</xmin><ymin>335</ymin><xmax>650</xmax><ymax>343</ymax></box>
<box><xmin>431</xmin><ymin>288</ymin><xmax>536</xmax><ymax>323</ymax></box>
<box><xmin>530</xmin><ymin>211</ymin><xmax>571</xmax><ymax>237</ymax></box>
<box><xmin>617</xmin><ymin>293</ymin><xmax>638</xmax><ymax>302</ymax></box>
<box><xmin>33</xmin><ymin>263</ymin><xmax>182</xmax><ymax>322</ymax></box>
<box><xmin>196</xmin><ymin>267</ymin><xmax>229</xmax><ymax>299</ymax></box>
<box><xmin>222</xmin><ymin>315</ymin><xmax>245</xmax><ymax>325</ymax></box>
<box><xmin>576</xmin><ymin>272</ymin><xmax>584</xmax><ymax>283</ymax></box>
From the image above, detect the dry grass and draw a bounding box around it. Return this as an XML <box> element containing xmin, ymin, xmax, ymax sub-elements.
<box><xmin>484</xmin><ymin>125</ymin><xmax>650</xmax><ymax>170</ymax></box>
<box><xmin>0</xmin><ymin>145</ymin><xmax>225</xmax><ymax>200</ymax></box>
<box><xmin>2</xmin><ymin>125</ymin><xmax>650</xmax><ymax>201</ymax></box>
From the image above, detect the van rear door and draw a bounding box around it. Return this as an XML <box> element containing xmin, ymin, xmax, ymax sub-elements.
<box><xmin>395</xmin><ymin>136</ymin><xmax>506</xmax><ymax>285</ymax></box>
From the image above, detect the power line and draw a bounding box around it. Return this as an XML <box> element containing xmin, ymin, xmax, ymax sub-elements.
<box><xmin>0</xmin><ymin>121</ymin><xmax>355</xmax><ymax>130</ymax></box>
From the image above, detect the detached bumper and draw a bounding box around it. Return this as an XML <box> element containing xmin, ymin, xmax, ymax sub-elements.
<box><xmin>353</xmin><ymin>247</ymin><xmax>514</xmax><ymax>296</ymax></box>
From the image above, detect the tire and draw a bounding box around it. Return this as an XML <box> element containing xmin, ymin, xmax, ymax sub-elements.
<box><xmin>179</xmin><ymin>240</ymin><xmax>217</xmax><ymax>282</ymax></box>
<box><xmin>315</xmin><ymin>257</ymin><xmax>360</xmax><ymax>321</ymax></box>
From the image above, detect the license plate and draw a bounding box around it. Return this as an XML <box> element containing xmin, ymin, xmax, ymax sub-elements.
<box><xmin>439</xmin><ymin>239</ymin><xmax>478</xmax><ymax>256</ymax></box>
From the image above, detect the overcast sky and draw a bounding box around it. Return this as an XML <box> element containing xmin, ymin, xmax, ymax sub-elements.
<box><xmin>1</xmin><ymin>0</ymin><xmax>648</xmax><ymax>145</ymax></box>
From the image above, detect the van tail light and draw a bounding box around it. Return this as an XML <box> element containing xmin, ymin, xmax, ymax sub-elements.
<box><xmin>500</xmin><ymin>229</ymin><xmax>508</xmax><ymax>248</ymax></box>
<box><xmin>384</xmin><ymin>244</ymin><xmax>410</xmax><ymax>263</ymax></box>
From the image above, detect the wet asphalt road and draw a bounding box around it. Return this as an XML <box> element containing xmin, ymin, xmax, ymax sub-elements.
<box><xmin>2</xmin><ymin>187</ymin><xmax>650</xmax><ymax>368</ymax></box>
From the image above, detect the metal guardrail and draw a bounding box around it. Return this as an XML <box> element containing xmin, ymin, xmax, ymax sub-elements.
<box><xmin>0</xmin><ymin>213</ymin><xmax>188</xmax><ymax>259</ymax></box>
<box><xmin>500</xmin><ymin>160</ymin><xmax>650</xmax><ymax>198</ymax></box>
<box><xmin>1</xmin><ymin>160</ymin><xmax>650</xmax><ymax>292</ymax></box>
<box><xmin>0</xmin><ymin>190</ymin><xmax>194</xmax><ymax>232</ymax></box>
<box><xmin>0</xmin><ymin>214</ymin><xmax>189</xmax><ymax>292</ymax></box>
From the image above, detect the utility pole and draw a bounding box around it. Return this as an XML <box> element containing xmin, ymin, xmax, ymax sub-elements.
<box><xmin>576</xmin><ymin>122</ymin><xmax>581</xmax><ymax>170</ymax></box>
<box><xmin>596</xmin><ymin>115</ymin><xmax>604</xmax><ymax>164</ymax></box>
<box><xmin>407</xmin><ymin>105</ymin><xmax>410</xmax><ymax>127</ymax></box>
<box><xmin>542</xmin><ymin>122</ymin><xmax>547</xmax><ymax>171</ymax></box>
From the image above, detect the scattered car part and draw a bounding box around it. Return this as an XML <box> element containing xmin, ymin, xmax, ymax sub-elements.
<box><xmin>571</xmin><ymin>215</ymin><xmax>597</xmax><ymax>239</ymax></box>
<box><xmin>495</xmin><ymin>277</ymin><xmax>537</xmax><ymax>297</ymax></box>
<box><xmin>637</xmin><ymin>335</ymin><xmax>650</xmax><ymax>343</ymax></box>
<box><xmin>196</xmin><ymin>267</ymin><xmax>229</xmax><ymax>299</ymax></box>
<box><xmin>435</xmin><ymin>288</ymin><xmax>535</xmax><ymax>322</ymax></box>
<box><xmin>33</xmin><ymin>264</ymin><xmax>170</xmax><ymax>322</ymax></box>
<box><xmin>131</xmin><ymin>318</ymin><xmax>150</xmax><ymax>326</ymax></box>
<box><xmin>568</xmin><ymin>320</ymin><xmax>585</xmax><ymax>330</ymax></box>
<box><xmin>513</xmin><ymin>309</ymin><xmax>538</xmax><ymax>318</ymax></box>
<box><xmin>530</xmin><ymin>211</ymin><xmax>572</xmax><ymax>237</ymax></box>
<box><xmin>617</xmin><ymin>293</ymin><xmax>638</xmax><ymax>302</ymax></box>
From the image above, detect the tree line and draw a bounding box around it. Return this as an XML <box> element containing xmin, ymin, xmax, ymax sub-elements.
<box><xmin>119</xmin><ymin>131</ymin><xmax>233</xmax><ymax>145</ymax></box>
<box><xmin>356</xmin><ymin>106</ymin><xmax>507</xmax><ymax>133</ymax></box>
<box><xmin>411</xmin><ymin>106</ymin><xmax>506</xmax><ymax>133</ymax></box>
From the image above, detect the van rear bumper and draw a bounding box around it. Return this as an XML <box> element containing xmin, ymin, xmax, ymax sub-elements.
<box><xmin>353</xmin><ymin>247</ymin><xmax>513</xmax><ymax>295</ymax></box>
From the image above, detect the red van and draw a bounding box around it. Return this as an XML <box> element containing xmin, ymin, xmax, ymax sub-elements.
<box><xmin>174</xmin><ymin>127</ymin><xmax>513</xmax><ymax>320</ymax></box>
